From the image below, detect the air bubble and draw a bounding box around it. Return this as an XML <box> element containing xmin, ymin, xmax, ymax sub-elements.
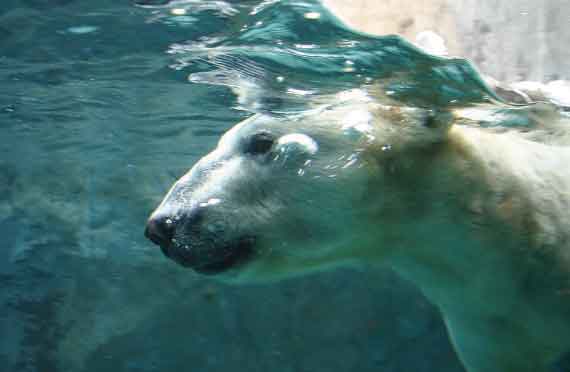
<box><xmin>304</xmin><ymin>12</ymin><xmax>321</xmax><ymax>20</ymax></box>
<box><xmin>67</xmin><ymin>25</ymin><xmax>99</xmax><ymax>34</ymax></box>
<box><xmin>170</xmin><ymin>8</ymin><xmax>187</xmax><ymax>15</ymax></box>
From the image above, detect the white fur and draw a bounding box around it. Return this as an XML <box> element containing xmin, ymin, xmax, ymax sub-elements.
<box><xmin>152</xmin><ymin>90</ymin><xmax>570</xmax><ymax>372</ymax></box>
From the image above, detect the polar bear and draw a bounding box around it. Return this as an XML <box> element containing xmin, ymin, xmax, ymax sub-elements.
<box><xmin>145</xmin><ymin>88</ymin><xmax>570</xmax><ymax>372</ymax></box>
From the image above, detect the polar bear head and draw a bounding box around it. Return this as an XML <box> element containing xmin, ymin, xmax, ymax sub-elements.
<box><xmin>145</xmin><ymin>91</ymin><xmax>452</xmax><ymax>281</ymax></box>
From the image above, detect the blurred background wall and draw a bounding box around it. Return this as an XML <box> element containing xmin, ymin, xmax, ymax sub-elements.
<box><xmin>323</xmin><ymin>0</ymin><xmax>570</xmax><ymax>82</ymax></box>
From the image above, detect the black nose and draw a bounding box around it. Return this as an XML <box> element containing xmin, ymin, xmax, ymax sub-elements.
<box><xmin>145</xmin><ymin>214</ymin><xmax>175</xmax><ymax>247</ymax></box>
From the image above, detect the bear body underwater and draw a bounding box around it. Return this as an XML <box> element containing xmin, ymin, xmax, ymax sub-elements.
<box><xmin>145</xmin><ymin>90</ymin><xmax>570</xmax><ymax>372</ymax></box>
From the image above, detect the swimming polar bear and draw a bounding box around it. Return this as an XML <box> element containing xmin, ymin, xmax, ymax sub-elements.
<box><xmin>145</xmin><ymin>89</ymin><xmax>570</xmax><ymax>372</ymax></box>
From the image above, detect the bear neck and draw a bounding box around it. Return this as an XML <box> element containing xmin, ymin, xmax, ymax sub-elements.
<box><xmin>362</xmin><ymin>124</ymin><xmax>568</xmax><ymax>314</ymax></box>
<box><xmin>358</xmin><ymin>124</ymin><xmax>570</xmax><ymax>371</ymax></box>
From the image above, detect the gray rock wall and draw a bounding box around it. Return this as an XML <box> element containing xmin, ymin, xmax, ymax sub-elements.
<box><xmin>323</xmin><ymin>0</ymin><xmax>570</xmax><ymax>82</ymax></box>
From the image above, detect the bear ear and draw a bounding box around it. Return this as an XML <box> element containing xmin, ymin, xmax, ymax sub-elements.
<box><xmin>370</xmin><ymin>105</ymin><xmax>454</xmax><ymax>148</ymax></box>
<box><xmin>413</xmin><ymin>108</ymin><xmax>455</xmax><ymax>144</ymax></box>
<box><xmin>423</xmin><ymin>109</ymin><xmax>454</xmax><ymax>132</ymax></box>
<box><xmin>364</xmin><ymin>84</ymin><xmax>454</xmax><ymax>139</ymax></box>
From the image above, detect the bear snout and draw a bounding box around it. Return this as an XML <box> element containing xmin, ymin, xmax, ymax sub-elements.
<box><xmin>144</xmin><ymin>213</ymin><xmax>175</xmax><ymax>248</ymax></box>
<box><xmin>145</xmin><ymin>207</ymin><xmax>205</xmax><ymax>249</ymax></box>
<box><xmin>145</xmin><ymin>206</ymin><xmax>257</xmax><ymax>274</ymax></box>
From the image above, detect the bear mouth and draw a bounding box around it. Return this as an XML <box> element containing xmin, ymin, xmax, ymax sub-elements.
<box><xmin>164</xmin><ymin>236</ymin><xmax>256</xmax><ymax>275</ymax></box>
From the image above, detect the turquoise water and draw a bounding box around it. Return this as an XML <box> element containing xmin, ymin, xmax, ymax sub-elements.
<box><xmin>1</xmin><ymin>1</ymin><xmax>568</xmax><ymax>371</ymax></box>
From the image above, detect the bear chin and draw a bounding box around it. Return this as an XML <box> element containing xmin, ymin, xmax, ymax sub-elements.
<box><xmin>163</xmin><ymin>236</ymin><xmax>257</xmax><ymax>275</ymax></box>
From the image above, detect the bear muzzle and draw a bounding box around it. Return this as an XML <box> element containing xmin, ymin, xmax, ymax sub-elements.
<box><xmin>145</xmin><ymin>207</ymin><xmax>205</xmax><ymax>249</ymax></box>
<box><xmin>189</xmin><ymin>236</ymin><xmax>257</xmax><ymax>275</ymax></box>
<box><xmin>144</xmin><ymin>213</ymin><xmax>176</xmax><ymax>249</ymax></box>
<box><xmin>144</xmin><ymin>209</ymin><xmax>256</xmax><ymax>274</ymax></box>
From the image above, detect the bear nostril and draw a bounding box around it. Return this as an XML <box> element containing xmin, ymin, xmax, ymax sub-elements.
<box><xmin>145</xmin><ymin>215</ymin><xmax>175</xmax><ymax>248</ymax></box>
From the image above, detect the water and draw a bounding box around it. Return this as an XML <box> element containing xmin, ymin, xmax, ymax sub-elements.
<box><xmin>0</xmin><ymin>1</ymin><xmax>568</xmax><ymax>371</ymax></box>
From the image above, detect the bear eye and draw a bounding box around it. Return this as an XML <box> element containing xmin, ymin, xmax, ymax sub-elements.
<box><xmin>243</xmin><ymin>131</ymin><xmax>275</xmax><ymax>155</ymax></box>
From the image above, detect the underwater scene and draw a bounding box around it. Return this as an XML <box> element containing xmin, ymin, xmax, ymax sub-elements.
<box><xmin>1</xmin><ymin>0</ymin><xmax>569</xmax><ymax>371</ymax></box>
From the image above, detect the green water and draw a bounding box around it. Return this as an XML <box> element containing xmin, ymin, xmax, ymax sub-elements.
<box><xmin>0</xmin><ymin>0</ymin><xmax>568</xmax><ymax>371</ymax></box>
